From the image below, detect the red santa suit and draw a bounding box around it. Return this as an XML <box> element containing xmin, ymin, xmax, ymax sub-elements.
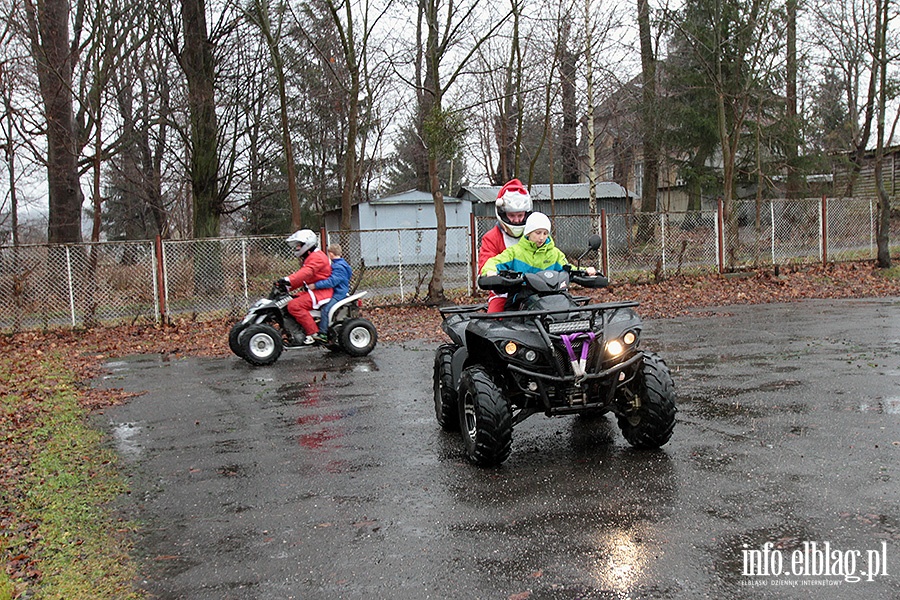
<box><xmin>285</xmin><ymin>249</ymin><xmax>333</xmax><ymax>335</ymax></box>
<box><xmin>478</xmin><ymin>224</ymin><xmax>519</xmax><ymax>312</ymax></box>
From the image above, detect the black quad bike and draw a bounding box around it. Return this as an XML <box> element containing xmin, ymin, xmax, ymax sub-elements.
<box><xmin>228</xmin><ymin>281</ymin><xmax>377</xmax><ymax>366</ymax></box>
<box><xmin>433</xmin><ymin>235</ymin><xmax>676</xmax><ymax>466</ymax></box>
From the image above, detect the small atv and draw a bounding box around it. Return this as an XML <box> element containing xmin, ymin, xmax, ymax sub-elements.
<box><xmin>434</xmin><ymin>235</ymin><xmax>676</xmax><ymax>466</ymax></box>
<box><xmin>229</xmin><ymin>282</ymin><xmax>377</xmax><ymax>366</ymax></box>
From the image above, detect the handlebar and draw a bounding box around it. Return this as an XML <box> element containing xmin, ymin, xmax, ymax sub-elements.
<box><xmin>571</xmin><ymin>273</ymin><xmax>609</xmax><ymax>288</ymax></box>
<box><xmin>477</xmin><ymin>270</ymin><xmax>609</xmax><ymax>291</ymax></box>
<box><xmin>477</xmin><ymin>272</ymin><xmax>524</xmax><ymax>291</ymax></box>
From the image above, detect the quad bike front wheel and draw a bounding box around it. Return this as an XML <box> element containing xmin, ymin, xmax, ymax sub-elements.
<box><xmin>340</xmin><ymin>318</ymin><xmax>377</xmax><ymax>357</ymax></box>
<box><xmin>458</xmin><ymin>366</ymin><xmax>512</xmax><ymax>467</ymax></box>
<box><xmin>240</xmin><ymin>323</ymin><xmax>284</xmax><ymax>366</ymax></box>
<box><xmin>433</xmin><ymin>344</ymin><xmax>460</xmax><ymax>431</ymax></box>
<box><xmin>617</xmin><ymin>351</ymin><xmax>677</xmax><ymax>448</ymax></box>
<box><xmin>228</xmin><ymin>321</ymin><xmax>249</xmax><ymax>357</ymax></box>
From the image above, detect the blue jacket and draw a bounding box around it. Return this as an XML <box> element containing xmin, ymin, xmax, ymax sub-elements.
<box><xmin>316</xmin><ymin>257</ymin><xmax>352</xmax><ymax>301</ymax></box>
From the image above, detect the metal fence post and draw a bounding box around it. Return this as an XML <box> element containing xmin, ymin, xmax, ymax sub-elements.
<box><xmin>241</xmin><ymin>239</ymin><xmax>249</xmax><ymax>306</ymax></box>
<box><xmin>469</xmin><ymin>212</ymin><xmax>477</xmax><ymax>295</ymax></box>
<box><xmin>151</xmin><ymin>239</ymin><xmax>160</xmax><ymax>324</ymax></box>
<box><xmin>600</xmin><ymin>209</ymin><xmax>609</xmax><ymax>276</ymax></box>
<box><xmin>716</xmin><ymin>198</ymin><xmax>724</xmax><ymax>273</ymax></box>
<box><xmin>397</xmin><ymin>229</ymin><xmax>404</xmax><ymax>302</ymax></box>
<box><xmin>154</xmin><ymin>236</ymin><xmax>167</xmax><ymax>323</ymax></box>
<box><xmin>161</xmin><ymin>239</ymin><xmax>171</xmax><ymax>322</ymax></box>
<box><xmin>65</xmin><ymin>246</ymin><xmax>76</xmax><ymax>327</ymax></box>
<box><xmin>869</xmin><ymin>197</ymin><xmax>875</xmax><ymax>256</ymax></box>
<box><xmin>660</xmin><ymin>212</ymin><xmax>667</xmax><ymax>274</ymax></box>
<box><xmin>820</xmin><ymin>195</ymin><xmax>828</xmax><ymax>265</ymax></box>
<box><xmin>770</xmin><ymin>201</ymin><xmax>776</xmax><ymax>265</ymax></box>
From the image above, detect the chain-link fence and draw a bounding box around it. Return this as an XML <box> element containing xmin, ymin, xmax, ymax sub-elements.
<box><xmin>0</xmin><ymin>241</ymin><xmax>158</xmax><ymax>330</ymax></box>
<box><xmin>1</xmin><ymin>198</ymin><xmax>897</xmax><ymax>332</ymax></box>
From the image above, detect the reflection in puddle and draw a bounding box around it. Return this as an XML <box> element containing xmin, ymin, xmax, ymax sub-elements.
<box><xmin>858</xmin><ymin>398</ymin><xmax>900</xmax><ymax>414</ymax></box>
<box><xmin>111</xmin><ymin>422</ymin><xmax>142</xmax><ymax>458</ymax></box>
<box><xmin>591</xmin><ymin>528</ymin><xmax>649</xmax><ymax>591</ymax></box>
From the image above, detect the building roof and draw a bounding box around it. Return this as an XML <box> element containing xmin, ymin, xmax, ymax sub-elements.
<box><xmin>461</xmin><ymin>182</ymin><xmax>633</xmax><ymax>203</ymax></box>
<box><xmin>370</xmin><ymin>189</ymin><xmax>465</xmax><ymax>204</ymax></box>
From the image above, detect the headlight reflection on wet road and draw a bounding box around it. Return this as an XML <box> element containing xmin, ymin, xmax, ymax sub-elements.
<box><xmin>592</xmin><ymin>528</ymin><xmax>650</xmax><ymax>592</ymax></box>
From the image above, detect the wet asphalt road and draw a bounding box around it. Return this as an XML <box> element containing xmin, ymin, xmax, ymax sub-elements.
<box><xmin>95</xmin><ymin>298</ymin><xmax>900</xmax><ymax>599</ymax></box>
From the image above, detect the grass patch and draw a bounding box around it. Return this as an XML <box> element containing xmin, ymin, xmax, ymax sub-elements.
<box><xmin>0</xmin><ymin>354</ymin><xmax>142</xmax><ymax>599</ymax></box>
<box><xmin>877</xmin><ymin>265</ymin><xmax>900</xmax><ymax>280</ymax></box>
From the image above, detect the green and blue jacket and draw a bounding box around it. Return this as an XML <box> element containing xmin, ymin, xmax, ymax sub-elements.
<box><xmin>481</xmin><ymin>236</ymin><xmax>569</xmax><ymax>275</ymax></box>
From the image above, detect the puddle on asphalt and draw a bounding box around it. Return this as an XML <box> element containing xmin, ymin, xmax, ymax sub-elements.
<box><xmin>339</xmin><ymin>359</ymin><xmax>377</xmax><ymax>373</ymax></box>
<box><xmin>857</xmin><ymin>398</ymin><xmax>900</xmax><ymax>414</ymax></box>
<box><xmin>683</xmin><ymin>395</ymin><xmax>762</xmax><ymax>419</ymax></box>
<box><xmin>110</xmin><ymin>422</ymin><xmax>142</xmax><ymax>459</ymax></box>
<box><xmin>689</xmin><ymin>444</ymin><xmax>740</xmax><ymax>470</ymax></box>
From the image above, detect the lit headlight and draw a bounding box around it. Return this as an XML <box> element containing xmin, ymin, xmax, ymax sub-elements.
<box><xmin>504</xmin><ymin>341</ymin><xmax>518</xmax><ymax>355</ymax></box>
<box><xmin>606</xmin><ymin>339</ymin><xmax>625</xmax><ymax>357</ymax></box>
<box><xmin>623</xmin><ymin>331</ymin><xmax>636</xmax><ymax>345</ymax></box>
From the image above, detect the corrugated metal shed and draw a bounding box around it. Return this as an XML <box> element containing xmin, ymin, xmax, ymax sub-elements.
<box><xmin>459</xmin><ymin>182</ymin><xmax>634</xmax><ymax>217</ymax></box>
<box><xmin>323</xmin><ymin>189</ymin><xmax>472</xmax><ymax>266</ymax></box>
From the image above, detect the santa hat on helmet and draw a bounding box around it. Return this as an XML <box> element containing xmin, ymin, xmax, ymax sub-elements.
<box><xmin>495</xmin><ymin>179</ymin><xmax>533</xmax><ymax>238</ymax></box>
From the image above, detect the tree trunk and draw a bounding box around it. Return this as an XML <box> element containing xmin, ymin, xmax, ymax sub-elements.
<box><xmin>181</xmin><ymin>0</ymin><xmax>222</xmax><ymax>298</ymax></box>
<box><xmin>585</xmin><ymin>0</ymin><xmax>596</xmax><ymax>216</ymax></box>
<box><xmin>181</xmin><ymin>0</ymin><xmax>220</xmax><ymax>239</ymax></box>
<box><xmin>637</xmin><ymin>0</ymin><xmax>659</xmax><ymax>244</ymax></box>
<box><xmin>24</xmin><ymin>0</ymin><xmax>83</xmax><ymax>243</ymax></box>
<box><xmin>426</xmin><ymin>154</ymin><xmax>447</xmax><ymax>304</ymax></box>
<box><xmin>559</xmin><ymin>21</ymin><xmax>579</xmax><ymax>184</ymax></box>
<box><xmin>785</xmin><ymin>0</ymin><xmax>802</xmax><ymax>199</ymax></box>
<box><xmin>2</xmin><ymin>67</ymin><xmax>19</xmax><ymax>245</ymax></box>
<box><xmin>275</xmin><ymin>50</ymin><xmax>301</xmax><ymax>230</ymax></box>
<box><xmin>873</xmin><ymin>0</ymin><xmax>891</xmax><ymax>268</ymax></box>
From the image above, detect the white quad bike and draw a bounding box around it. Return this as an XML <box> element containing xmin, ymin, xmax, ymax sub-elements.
<box><xmin>228</xmin><ymin>280</ymin><xmax>377</xmax><ymax>366</ymax></box>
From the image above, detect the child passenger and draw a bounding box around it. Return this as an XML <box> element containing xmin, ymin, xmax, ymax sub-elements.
<box><xmin>480</xmin><ymin>212</ymin><xmax>595</xmax><ymax>313</ymax></box>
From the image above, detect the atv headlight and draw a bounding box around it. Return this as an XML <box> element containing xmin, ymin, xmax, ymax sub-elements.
<box><xmin>498</xmin><ymin>341</ymin><xmax>539</xmax><ymax>362</ymax></box>
<box><xmin>623</xmin><ymin>331</ymin><xmax>636</xmax><ymax>345</ymax></box>
<box><xmin>606</xmin><ymin>339</ymin><xmax>625</xmax><ymax>357</ymax></box>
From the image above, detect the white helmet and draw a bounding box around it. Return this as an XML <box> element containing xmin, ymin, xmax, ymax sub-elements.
<box><xmin>286</xmin><ymin>229</ymin><xmax>318</xmax><ymax>257</ymax></box>
<box><xmin>495</xmin><ymin>178</ymin><xmax>533</xmax><ymax>238</ymax></box>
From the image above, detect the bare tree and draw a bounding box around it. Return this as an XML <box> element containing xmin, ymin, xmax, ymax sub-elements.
<box><xmin>872</xmin><ymin>0</ymin><xmax>894</xmax><ymax>268</ymax></box>
<box><xmin>247</xmin><ymin>0</ymin><xmax>302</xmax><ymax>229</ymax></box>
<box><xmin>809</xmin><ymin>0</ymin><xmax>897</xmax><ymax>266</ymax></box>
<box><xmin>179</xmin><ymin>0</ymin><xmax>220</xmax><ymax>239</ymax></box>
<box><xmin>22</xmin><ymin>0</ymin><xmax>85</xmax><ymax>243</ymax></box>
<box><xmin>316</xmin><ymin>0</ymin><xmax>392</xmax><ymax>232</ymax></box>
<box><xmin>415</xmin><ymin>0</ymin><xmax>511</xmax><ymax>304</ymax></box>
<box><xmin>637</xmin><ymin>0</ymin><xmax>659</xmax><ymax>222</ymax></box>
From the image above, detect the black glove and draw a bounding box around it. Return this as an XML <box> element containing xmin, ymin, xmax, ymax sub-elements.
<box><xmin>274</xmin><ymin>278</ymin><xmax>290</xmax><ymax>292</ymax></box>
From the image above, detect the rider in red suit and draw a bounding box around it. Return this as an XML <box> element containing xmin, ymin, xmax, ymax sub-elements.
<box><xmin>280</xmin><ymin>229</ymin><xmax>333</xmax><ymax>345</ymax></box>
<box><xmin>477</xmin><ymin>179</ymin><xmax>533</xmax><ymax>312</ymax></box>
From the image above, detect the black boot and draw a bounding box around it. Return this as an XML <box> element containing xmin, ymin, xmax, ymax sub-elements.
<box><xmin>282</xmin><ymin>316</ymin><xmax>305</xmax><ymax>346</ymax></box>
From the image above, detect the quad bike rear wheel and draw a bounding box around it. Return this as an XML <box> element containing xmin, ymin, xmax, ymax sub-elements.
<box><xmin>433</xmin><ymin>344</ymin><xmax>460</xmax><ymax>431</ymax></box>
<box><xmin>228</xmin><ymin>321</ymin><xmax>249</xmax><ymax>357</ymax></box>
<box><xmin>340</xmin><ymin>318</ymin><xmax>377</xmax><ymax>357</ymax></box>
<box><xmin>458</xmin><ymin>366</ymin><xmax>512</xmax><ymax>467</ymax></box>
<box><xmin>240</xmin><ymin>323</ymin><xmax>284</xmax><ymax>366</ymax></box>
<box><xmin>617</xmin><ymin>351</ymin><xmax>676</xmax><ymax>448</ymax></box>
